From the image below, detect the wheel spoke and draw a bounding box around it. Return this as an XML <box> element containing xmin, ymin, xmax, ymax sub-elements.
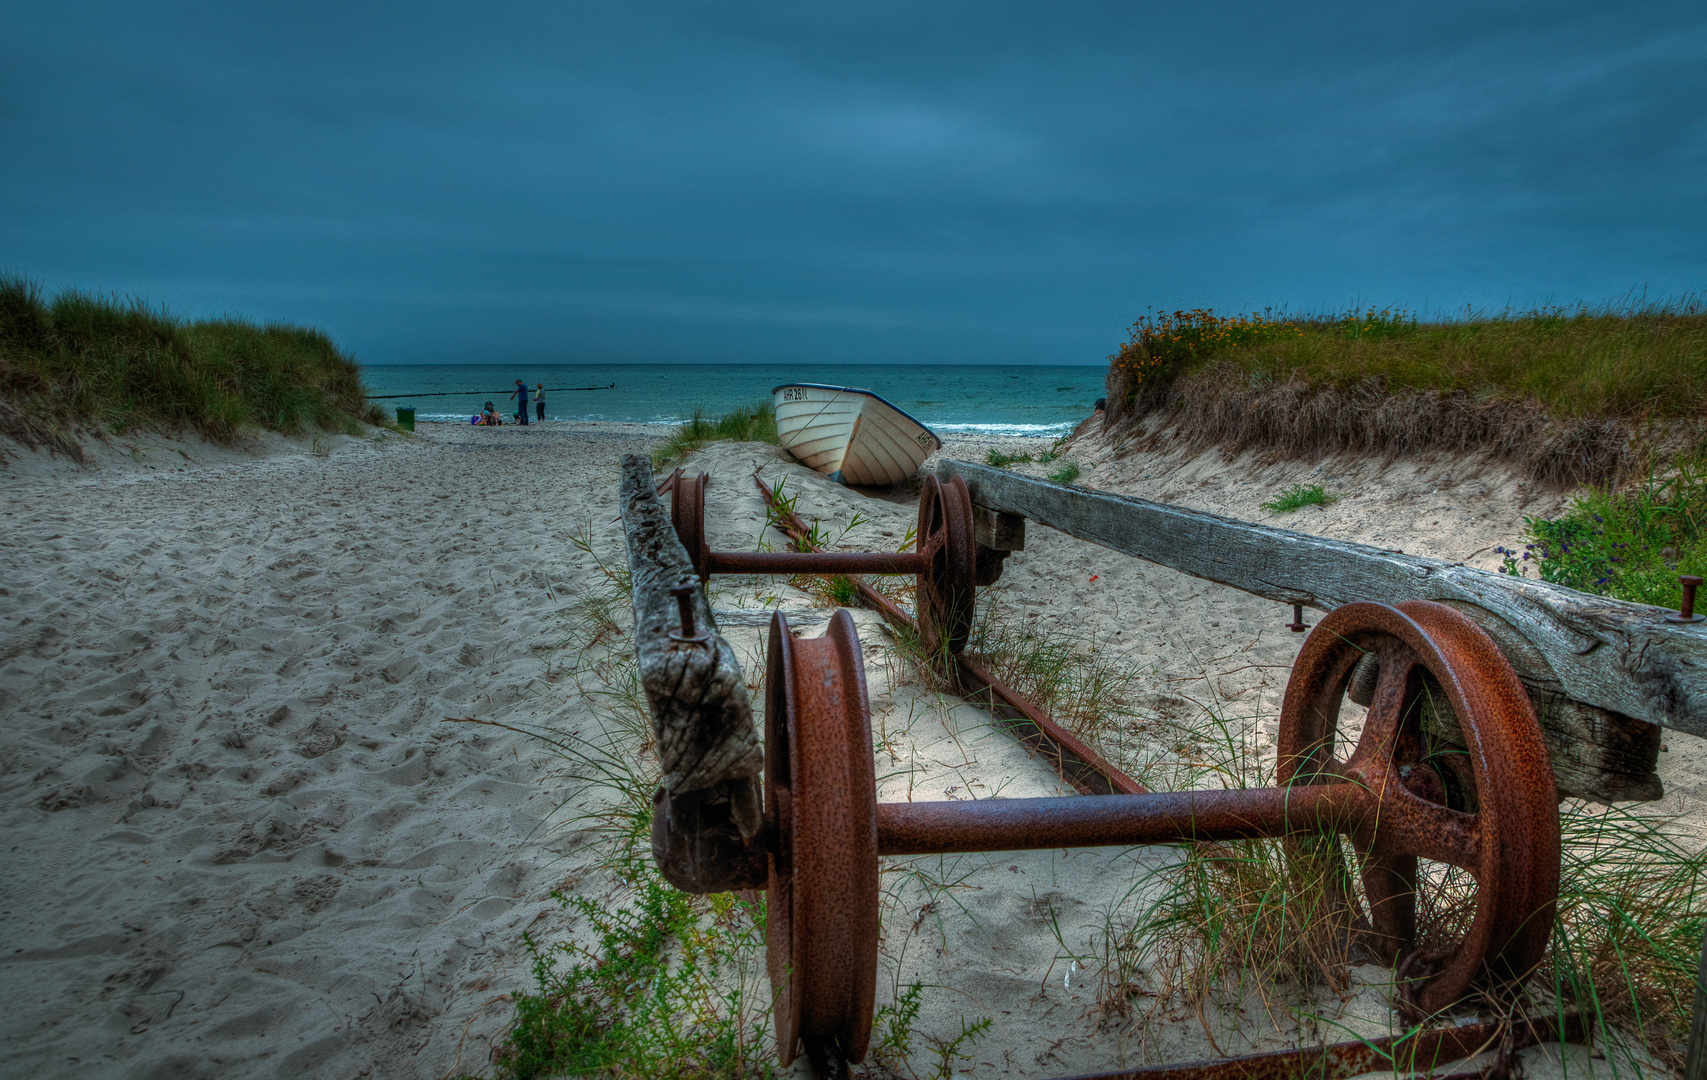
<box><xmin>1349</xmin><ymin>640</ymin><xmax>1414</xmax><ymax>768</ymax></box>
<box><xmin>1380</xmin><ymin>786</ymin><xmax>1481</xmax><ymax>870</ymax></box>
<box><xmin>1357</xmin><ymin>849</ymin><xmax>1418</xmax><ymax>966</ymax></box>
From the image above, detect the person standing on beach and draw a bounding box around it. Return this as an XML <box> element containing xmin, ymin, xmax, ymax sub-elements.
<box><xmin>509</xmin><ymin>380</ymin><xmax>530</xmax><ymax>425</ymax></box>
<box><xmin>535</xmin><ymin>383</ymin><xmax>546</xmax><ymax>423</ymax></box>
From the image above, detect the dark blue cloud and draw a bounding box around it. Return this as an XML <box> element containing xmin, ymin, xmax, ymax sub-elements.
<box><xmin>3</xmin><ymin>1</ymin><xmax>1702</xmax><ymax>364</ymax></box>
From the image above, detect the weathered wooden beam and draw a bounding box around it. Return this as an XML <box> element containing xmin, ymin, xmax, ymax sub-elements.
<box><xmin>620</xmin><ymin>454</ymin><xmax>766</xmax><ymax>892</ymax></box>
<box><xmin>939</xmin><ymin>460</ymin><xmax>1687</xmax><ymax>802</ymax></box>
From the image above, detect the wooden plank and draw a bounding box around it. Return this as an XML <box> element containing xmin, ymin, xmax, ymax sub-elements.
<box><xmin>620</xmin><ymin>454</ymin><xmax>766</xmax><ymax>892</ymax></box>
<box><xmin>938</xmin><ymin>460</ymin><xmax>1686</xmax><ymax>803</ymax></box>
<box><xmin>938</xmin><ymin>460</ymin><xmax>1707</xmax><ymax>734</ymax></box>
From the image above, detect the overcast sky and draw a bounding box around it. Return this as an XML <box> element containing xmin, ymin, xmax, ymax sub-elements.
<box><xmin>4</xmin><ymin>2</ymin><xmax>1703</xmax><ymax>365</ymax></box>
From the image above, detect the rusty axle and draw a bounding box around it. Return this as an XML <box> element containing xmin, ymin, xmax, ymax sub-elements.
<box><xmin>873</xmin><ymin>783</ymin><xmax>1369</xmax><ymax>856</ymax></box>
<box><xmin>705</xmin><ymin>549</ymin><xmax>928</xmax><ymax>576</ymax></box>
<box><xmin>678</xmin><ymin>468</ymin><xmax>979</xmax><ymax>653</ymax></box>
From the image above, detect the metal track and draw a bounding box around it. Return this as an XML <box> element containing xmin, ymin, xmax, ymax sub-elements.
<box><xmin>751</xmin><ymin>471</ymin><xmax>1150</xmax><ymax>797</ymax></box>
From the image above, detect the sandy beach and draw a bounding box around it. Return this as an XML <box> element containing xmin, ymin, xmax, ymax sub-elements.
<box><xmin>2</xmin><ymin>420</ymin><xmax>1698</xmax><ymax>1078</ymax></box>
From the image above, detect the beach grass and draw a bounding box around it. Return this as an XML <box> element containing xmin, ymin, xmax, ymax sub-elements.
<box><xmin>1049</xmin><ymin>461</ymin><xmax>1081</xmax><ymax>485</ymax></box>
<box><xmin>1109</xmin><ymin>301</ymin><xmax>1707</xmax><ymax>420</ymax></box>
<box><xmin>1104</xmin><ymin>301</ymin><xmax>1707</xmax><ymax>487</ymax></box>
<box><xmin>1260</xmin><ymin>483</ymin><xmax>1336</xmax><ymax>513</ymax></box>
<box><xmin>652</xmin><ymin>402</ymin><xmax>778</xmax><ymax>466</ymax></box>
<box><xmin>0</xmin><ymin>274</ymin><xmax>382</xmax><ymax>458</ymax></box>
<box><xmin>962</xmin><ymin>594</ymin><xmax>1141</xmax><ymax>753</ymax></box>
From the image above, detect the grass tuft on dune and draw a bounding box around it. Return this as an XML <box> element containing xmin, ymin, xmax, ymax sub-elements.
<box><xmin>0</xmin><ymin>273</ymin><xmax>383</xmax><ymax>459</ymax></box>
<box><xmin>652</xmin><ymin>401</ymin><xmax>778</xmax><ymax>466</ymax></box>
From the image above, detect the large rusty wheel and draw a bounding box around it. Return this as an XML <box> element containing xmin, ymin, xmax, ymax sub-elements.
<box><xmin>1277</xmin><ymin>600</ymin><xmax>1560</xmax><ymax>1017</ymax></box>
<box><xmin>670</xmin><ymin>471</ymin><xmax>711</xmax><ymax>581</ymax></box>
<box><xmin>764</xmin><ymin>609</ymin><xmax>880</xmax><ymax>1074</ymax></box>
<box><xmin>915</xmin><ymin>474</ymin><xmax>976</xmax><ymax>655</ymax></box>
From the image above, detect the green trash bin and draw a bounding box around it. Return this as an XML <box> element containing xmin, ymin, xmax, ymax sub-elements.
<box><xmin>395</xmin><ymin>407</ymin><xmax>415</xmax><ymax>431</ymax></box>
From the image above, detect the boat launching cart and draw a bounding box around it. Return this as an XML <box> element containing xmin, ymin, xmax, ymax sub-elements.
<box><xmin>618</xmin><ymin>454</ymin><xmax>1706</xmax><ymax>1079</ymax></box>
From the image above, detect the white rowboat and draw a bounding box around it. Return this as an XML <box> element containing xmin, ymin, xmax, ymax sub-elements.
<box><xmin>772</xmin><ymin>384</ymin><xmax>942</xmax><ymax>487</ymax></box>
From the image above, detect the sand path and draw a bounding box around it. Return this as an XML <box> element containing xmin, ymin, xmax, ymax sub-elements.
<box><xmin>2</xmin><ymin>422</ymin><xmax>1694</xmax><ymax>1078</ymax></box>
<box><xmin>1</xmin><ymin>424</ymin><xmax>660</xmax><ymax>1078</ymax></box>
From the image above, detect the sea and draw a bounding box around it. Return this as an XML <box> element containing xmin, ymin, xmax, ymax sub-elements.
<box><xmin>359</xmin><ymin>364</ymin><xmax>1107</xmax><ymax>438</ymax></box>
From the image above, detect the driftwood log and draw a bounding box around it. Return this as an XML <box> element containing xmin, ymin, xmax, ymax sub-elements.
<box><xmin>620</xmin><ymin>455</ymin><xmax>766</xmax><ymax>892</ymax></box>
<box><xmin>939</xmin><ymin>460</ymin><xmax>1686</xmax><ymax>803</ymax></box>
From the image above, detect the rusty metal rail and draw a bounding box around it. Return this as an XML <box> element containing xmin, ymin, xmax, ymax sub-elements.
<box><xmin>1056</xmin><ymin>1011</ymin><xmax>1585</xmax><ymax>1080</ymax></box>
<box><xmin>751</xmin><ymin>470</ymin><xmax>1150</xmax><ymax>797</ymax></box>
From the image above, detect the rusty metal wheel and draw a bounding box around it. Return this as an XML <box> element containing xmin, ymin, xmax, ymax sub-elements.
<box><xmin>1277</xmin><ymin>600</ymin><xmax>1559</xmax><ymax>1017</ymax></box>
<box><xmin>670</xmin><ymin>471</ymin><xmax>710</xmax><ymax>581</ymax></box>
<box><xmin>916</xmin><ymin>474</ymin><xmax>976</xmax><ymax>655</ymax></box>
<box><xmin>764</xmin><ymin>608</ymin><xmax>880</xmax><ymax>1073</ymax></box>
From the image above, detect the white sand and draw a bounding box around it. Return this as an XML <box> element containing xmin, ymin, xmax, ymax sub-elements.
<box><xmin>1</xmin><ymin>423</ymin><xmax>661</xmax><ymax>1077</ymax></box>
<box><xmin>1</xmin><ymin>421</ymin><xmax>1694</xmax><ymax>1077</ymax></box>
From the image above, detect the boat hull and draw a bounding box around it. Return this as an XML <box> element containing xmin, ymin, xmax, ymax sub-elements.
<box><xmin>772</xmin><ymin>384</ymin><xmax>942</xmax><ymax>487</ymax></box>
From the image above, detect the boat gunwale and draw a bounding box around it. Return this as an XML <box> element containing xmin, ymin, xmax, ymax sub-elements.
<box><xmin>771</xmin><ymin>383</ymin><xmax>943</xmax><ymax>451</ymax></box>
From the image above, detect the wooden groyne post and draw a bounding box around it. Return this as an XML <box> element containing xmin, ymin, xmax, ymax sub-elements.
<box><xmin>619</xmin><ymin>454</ymin><xmax>766</xmax><ymax>892</ymax></box>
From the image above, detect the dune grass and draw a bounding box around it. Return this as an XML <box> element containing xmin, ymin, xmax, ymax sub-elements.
<box><xmin>986</xmin><ymin>448</ymin><xmax>1035</xmax><ymax>467</ymax></box>
<box><xmin>652</xmin><ymin>402</ymin><xmax>778</xmax><ymax>467</ymax></box>
<box><xmin>1260</xmin><ymin>483</ymin><xmax>1336</xmax><ymax>513</ymax></box>
<box><xmin>1104</xmin><ymin>301</ymin><xmax>1707</xmax><ymax>488</ymax></box>
<box><xmin>1049</xmin><ymin>461</ymin><xmax>1082</xmax><ymax>485</ymax></box>
<box><xmin>0</xmin><ymin>274</ymin><xmax>382</xmax><ymax>458</ymax></box>
<box><xmin>1109</xmin><ymin>302</ymin><xmax>1707</xmax><ymax>419</ymax></box>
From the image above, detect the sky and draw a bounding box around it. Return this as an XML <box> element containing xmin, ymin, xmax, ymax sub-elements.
<box><xmin>3</xmin><ymin>1</ymin><xmax>1704</xmax><ymax>366</ymax></box>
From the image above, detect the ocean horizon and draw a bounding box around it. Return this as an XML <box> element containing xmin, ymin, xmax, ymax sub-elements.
<box><xmin>359</xmin><ymin>363</ymin><xmax>1107</xmax><ymax>438</ymax></box>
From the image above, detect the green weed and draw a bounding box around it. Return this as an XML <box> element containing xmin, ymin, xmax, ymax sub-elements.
<box><xmin>985</xmin><ymin>448</ymin><xmax>1034</xmax><ymax>467</ymax></box>
<box><xmin>924</xmin><ymin>1015</ymin><xmax>993</xmax><ymax>1079</ymax></box>
<box><xmin>759</xmin><ymin>477</ymin><xmax>891</xmax><ymax>606</ymax></box>
<box><xmin>1049</xmin><ymin>461</ymin><xmax>1081</xmax><ymax>485</ymax></box>
<box><xmin>822</xmin><ymin>574</ymin><xmax>860</xmax><ymax>607</ymax></box>
<box><xmin>1499</xmin><ymin>456</ymin><xmax>1707</xmax><ymax>608</ymax></box>
<box><xmin>495</xmin><ymin>849</ymin><xmax>775</xmax><ymax>1079</ymax></box>
<box><xmin>653</xmin><ymin>402</ymin><xmax>779</xmax><ymax>466</ymax></box>
<box><xmin>868</xmin><ymin>981</ymin><xmax>924</xmax><ymax>1066</ymax></box>
<box><xmin>1260</xmin><ymin>484</ymin><xmax>1336</xmax><ymax>513</ymax></box>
